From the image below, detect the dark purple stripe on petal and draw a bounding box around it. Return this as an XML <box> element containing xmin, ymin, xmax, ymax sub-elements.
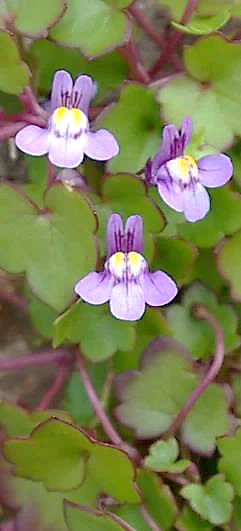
<box><xmin>125</xmin><ymin>215</ymin><xmax>143</xmax><ymax>253</ymax></box>
<box><xmin>140</xmin><ymin>271</ymin><xmax>177</xmax><ymax>307</ymax></box>
<box><xmin>75</xmin><ymin>272</ymin><xmax>113</xmax><ymax>304</ymax></box>
<box><xmin>106</xmin><ymin>213</ymin><xmax>124</xmax><ymax>257</ymax></box>
<box><xmin>50</xmin><ymin>70</ymin><xmax>73</xmax><ymax>112</ymax></box>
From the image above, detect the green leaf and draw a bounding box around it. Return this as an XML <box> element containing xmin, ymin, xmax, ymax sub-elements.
<box><xmin>152</xmin><ymin>237</ymin><xmax>197</xmax><ymax>285</ymax></box>
<box><xmin>175</xmin><ymin>505</ymin><xmax>214</xmax><ymax>531</ymax></box>
<box><xmin>181</xmin><ymin>474</ymin><xmax>233</xmax><ymax>525</ymax></box>
<box><xmin>97</xmin><ymin>84</ymin><xmax>162</xmax><ymax>173</ymax></box>
<box><xmin>115</xmin><ymin>337</ymin><xmax>231</xmax><ymax>450</ymax></box>
<box><xmin>4</xmin><ymin>418</ymin><xmax>140</xmax><ymax>503</ymax></box>
<box><xmin>231</xmin><ymin>373</ymin><xmax>241</xmax><ymax>417</ymax></box>
<box><xmin>28</xmin><ymin>293</ymin><xmax>57</xmax><ymax>338</ymax></box>
<box><xmin>218</xmin><ymin>428</ymin><xmax>241</xmax><ymax>495</ymax></box>
<box><xmin>64</xmin><ymin>503</ymin><xmax>126</xmax><ymax>530</ymax></box>
<box><xmin>0</xmin><ymin>183</ymin><xmax>97</xmax><ymax>311</ymax></box>
<box><xmin>113</xmin><ymin>307</ymin><xmax>172</xmax><ymax>373</ymax></box>
<box><xmin>54</xmin><ymin>300</ymin><xmax>135</xmax><ymax>361</ymax></box>
<box><xmin>64</xmin><ymin>366</ymin><xmax>107</xmax><ymax>426</ymax></box>
<box><xmin>172</xmin><ymin>9</ymin><xmax>230</xmax><ymax>35</ymax></box>
<box><xmin>0</xmin><ymin>31</ymin><xmax>30</xmax><ymax>94</ymax></box>
<box><xmin>99</xmin><ymin>173</ymin><xmax>165</xmax><ymax>261</ymax></box>
<box><xmin>217</xmin><ymin>230</ymin><xmax>241</xmax><ymax>301</ymax></box>
<box><xmin>0</xmin><ymin>0</ymin><xmax>65</xmax><ymax>36</ymax></box>
<box><xmin>232</xmin><ymin>497</ymin><xmax>241</xmax><ymax>529</ymax></box>
<box><xmin>166</xmin><ymin>283</ymin><xmax>240</xmax><ymax>359</ymax></box>
<box><xmin>178</xmin><ymin>188</ymin><xmax>241</xmax><ymax>248</ymax></box>
<box><xmin>159</xmin><ymin>36</ymin><xmax>241</xmax><ymax>149</ymax></box>
<box><xmin>31</xmin><ymin>40</ymin><xmax>128</xmax><ymax>104</ymax></box>
<box><xmin>144</xmin><ymin>437</ymin><xmax>190</xmax><ymax>472</ymax></box>
<box><xmin>115</xmin><ymin>347</ymin><xmax>197</xmax><ymax>438</ymax></box>
<box><xmin>136</xmin><ymin>469</ymin><xmax>177</xmax><ymax>529</ymax></box>
<box><xmin>49</xmin><ymin>0</ymin><xmax>128</xmax><ymax>57</ymax></box>
<box><xmin>184</xmin><ymin>249</ymin><xmax>224</xmax><ymax>294</ymax></box>
<box><xmin>181</xmin><ymin>384</ymin><xmax>230</xmax><ymax>455</ymax></box>
<box><xmin>0</xmin><ymin>400</ymin><xmax>73</xmax><ymax>436</ymax></box>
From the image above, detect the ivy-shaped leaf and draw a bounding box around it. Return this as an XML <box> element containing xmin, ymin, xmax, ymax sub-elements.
<box><xmin>0</xmin><ymin>183</ymin><xmax>97</xmax><ymax>311</ymax></box>
<box><xmin>181</xmin><ymin>474</ymin><xmax>233</xmax><ymax>525</ymax></box>
<box><xmin>54</xmin><ymin>299</ymin><xmax>135</xmax><ymax>362</ymax></box>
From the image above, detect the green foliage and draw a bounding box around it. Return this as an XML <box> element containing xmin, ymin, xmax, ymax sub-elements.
<box><xmin>0</xmin><ymin>183</ymin><xmax>97</xmax><ymax>310</ymax></box>
<box><xmin>159</xmin><ymin>36</ymin><xmax>241</xmax><ymax>149</ymax></box>
<box><xmin>0</xmin><ymin>31</ymin><xmax>30</xmax><ymax>94</ymax></box>
<box><xmin>54</xmin><ymin>299</ymin><xmax>135</xmax><ymax>361</ymax></box>
<box><xmin>181</xmin><ymin>475</ymin><xmax>233</xmax><ymax>525</ymax></box>
<box><xmin>97</xmin><ymin>84</ymin><xmax>162</xmax><ymax>173</ymax></box>
<box><xmin>217</xmin><ymin>230</ymin><xmax>241</xmax><ymax>301</ymax></box>
<box><xmin>218</xmin><ymin>429</ymin><xmax>241</xmax><ymax>495</ymax></box>
<box><xmin>49</xmin><ymin>0</ymin><xmax>129</xmax><ymax>57</ymax></box>
<box><xmin>115</xmin><ymin>341</ymin><xmax>230</xmax><ymax>453</ymax></box>
<box><xmin>166</xmin><ymin>283</ymin><xmax>240</xmax><ymax>359</ymax></box>
<box><xmin>144</xmin><ymin>437</ymin><xmax>190</xmax><ymax>472</ymax></box>
<box><xmin>0</xmin><ymin>0</ymin><xmax>65</xmax><ymax>36</ymax></box>
<box><xmin>64</xmin><ymin>503</ymin><xmax>126</xmax><ymax>530</ymax></box>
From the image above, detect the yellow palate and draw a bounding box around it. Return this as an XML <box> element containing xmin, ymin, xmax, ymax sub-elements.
<box><xmin>54</xmin><ymin>106</ymin><xmax>87</xmax><ymax>128</ymax></box>
<box><xmin>111</xmin><ymin>252</ymin><xmax>125</xmax><ymax>268</ymax></box>
<box><xmin>128</xmin><ymin>251</ymin><xmax>141</xmax><ymax>268</ymax></box>
<box><xmin>177</xmin><ymin>155</ymin><xmax>197</xmax><ymax>177</ymax></box>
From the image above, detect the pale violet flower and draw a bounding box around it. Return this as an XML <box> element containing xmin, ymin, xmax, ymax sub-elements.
<box><xmin>75</xmin><ymin>213</ymin><xmax>177</xmax><ymax>321</ymax></box>
<box><xmin>15</xmin><ymin>70</ymin><xmax>119</xmax><ymax>168</ymax></box>
<box><xmin>145</xmin><ymin>117</ymin><xmax>233</xmax><ymax>222</ymax></box>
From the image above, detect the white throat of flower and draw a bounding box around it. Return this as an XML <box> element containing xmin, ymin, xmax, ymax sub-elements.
<box><xmin>166</xmin><ymin>155</ymin><xmax>198</xmax><ymax>185</ymax></box>
<box><xmin>106</xmin><ymin>251</ymin><xmax>147</xmax><ymax>281</ymax></box>
<box><xmin>51</xmin><ymin>106</ymin><xmax>89</xmax><ymax>139</ymax></box>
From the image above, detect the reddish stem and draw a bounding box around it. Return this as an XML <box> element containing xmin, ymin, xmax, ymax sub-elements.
<box><xmin>149</xmin><ymin>0</ymin><xmax>199</xmax><ymax>77</ymax></box>
<box><xmin>47</xmin><ymin>161</ymin><xmax>57</xmax><ymax>188</ymax></box>
<box><xmin>127</xmin><ymin>1</ymin><xmax>165</xmax><ymax>48</ymax></box>
<box><xmin>119</xmin><ymin>38</ymin><xmax>151</xmax><ymax>84</ymax></box>
<box><xmin>166</xmin><ymin>305</ymin><xmax>225</xmax><ymax>437</ymax></box>
<box><xmin>38</xmin><ymin>363</ymin><xmax>72</xmax><ymax>410</ymax></box>
<box><xmin>78</xmin><ymin>352</ymin><xmax>140</xmax><ymax>462</ymax></box>
<box><xmin>139</xmin><ymin>506</ymin><xmax>161</xmax><ymax>531</ymax></box>
<box><xmin>18</xmin><ymin>86</ymin><xmax>48</xmax><ymax>118</ymax></box>
<box><xmin>0</xmin><ymin>348</ymin><xmax>69</xmax><ymax>371</ymax></box>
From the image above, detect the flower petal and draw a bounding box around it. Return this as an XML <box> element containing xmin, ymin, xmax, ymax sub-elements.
<box><xmin>140</xmin><ymin>271</ymin><xmax>177</xmax><ymax>306</ymax></box>
<box><xmin>198</xmin><ymin>154</ymin><xmax>233</xmax><ymax>188</ymax></box>
<box><xmin>125</xmin><ymin>215</ymin><xmax>143</xmax><ymax>253</ymax></box>
<box><xmin>181</xmin><ymin>117</ymin><xmax>193</xmax><ymax>150</ymax></box>
<box><xmin>106</xmin><ymin>213</ymin><xmax>124</xmax><ymax>257</ymax></box>
<box><xmin>73</xmin><ymin>75</ymin><xmax>97</xmax><ymax>115</ymax></box>
<box><xmin>84</xmin><ymin>129</ymin><xmax>119</xmax><ymax>161</ymax></box>
<box><xmin>151</xmin><ymin>124</ymin><xmax>180</xmax><ymax>175</ymax></box>
<box><xmin>15</xmin><ymin>125</ymin><xmax>49</xmax><ymax>156</ymax></box>
<box><xmin>110</xmin><ymin>282</ymin><xmax>145</xmax><ymax>321</ymax></box>
<box><xmin>157</xmin><ymin>176</ymin><xmax>183</xmax><ymax>212</ymax></box>
<box><xmin>182</xmin><ymin>182</ymin><xmax>210</xmax><ymax>222</ymax></box>
<box><xmin>75</xmin><ymin>272</ymin><xmax>113</xmax><ymax>304</ymax></box>
<box><xmin>50</xmin><ymin>70</ymin><xmax>73</xmax><ymax>112</ymax></box>
<box><xmin>48</xmin><ymin>135</ymin><xmax>85</xmax><ymax>168</ymax></box>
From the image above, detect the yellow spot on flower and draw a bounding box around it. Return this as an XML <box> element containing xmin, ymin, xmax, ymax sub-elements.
<box><xmin>177</xmin><ymin>155</ymin><xmax>197</xmax><ymax>177</ymax></box>
<box><xmin>54</xmin><ymin>106</ymin><xmax>68</xmax><ymax>124</ymax></box>
<box><xmin>128</xmin><ymin>251</ymin><xmax>141</xmax><ymax>268</ymax></box>
<box><xmin>112</xmin><ymin>252</ymin><xmax>125</xmax><ymax>268</ymax></box>
<box><xmin>71</xmin><ymin>108</ymin><xmax>86</xmax><ymax>128</ymax></box>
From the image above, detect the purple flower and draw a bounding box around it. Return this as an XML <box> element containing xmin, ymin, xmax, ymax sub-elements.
<box><xmin>75</xmin><ymin>213</ymin><xmax>177</xmax><ymax>321</ymax></box>
<box><xmin>145</xmin><ymin>117</ymin><xmax>233</xmax><ymax>223</ymax></box>
<box><xmin>15</xmin><ymin>70</ymin><xmax>119</xmax><ymax>168</ymax></box>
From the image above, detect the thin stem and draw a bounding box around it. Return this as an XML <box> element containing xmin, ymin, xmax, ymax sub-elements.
<box><xmin>127</xmin><ymin>1</ymin><xmax>165</xmax><ymax>48</ymax></box>
<box><xmin>78</xmin><ymin>352</ymin><xmax>140</xmax><ymax>462</ymax></box>
<box><xmin>18</xmin><ymin>86</ymin><xmax>48</xmax><ymax>118</ymax></box>
<box><xmin>119</xmin><ymin>38</ymin><xmax>151</xmax><ymax>84</ymax></box>
<box><xmin>149</xmin><ymin>0</ymin><xmax>199</xmax><ymax>77</ymax></box>
<box><xmin>38</xmin><ymin>363</ymin><xmax>72</xmax><ymax>410</ymax></box>
<box><xmin>139</xmin><ymin>505</ymin><xmax>161</xmax><ymax>531</ymax></box>
<box><xmin>166</xmin><ymin>305</ymin><xmax>225</xmax><ymax>437</ymax></box>
<box><xmin>0</xmin><ymin>348</ymin><xmax>69</xmax><ymax>371</ymax></box>
<box><xmin>47</xmin><ymin>161</ymin><xmax>57</xmax><ymax>188</ymax></box>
